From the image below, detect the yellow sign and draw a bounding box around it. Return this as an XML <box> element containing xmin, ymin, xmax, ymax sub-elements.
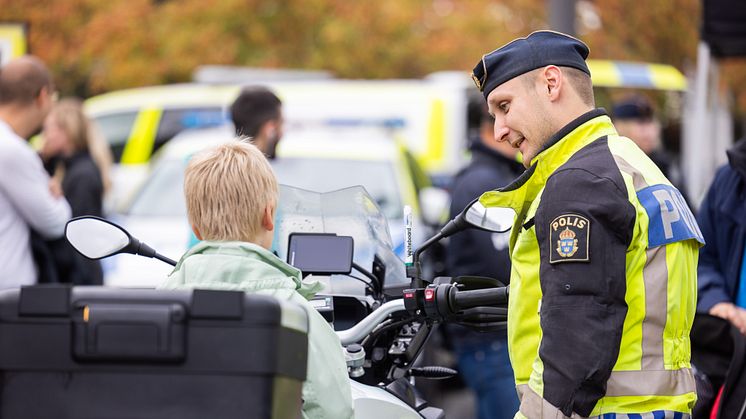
<box><xmin>0</xmin><ymin>23</ymin><xmax>28</xmax><ymax>66</ymax></box>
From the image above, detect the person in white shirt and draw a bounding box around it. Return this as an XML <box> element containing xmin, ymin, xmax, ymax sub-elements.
<box><xmin>0</xmin><ymin>55</ymin><xmax>71</xmax><ymax>288</ymax></box>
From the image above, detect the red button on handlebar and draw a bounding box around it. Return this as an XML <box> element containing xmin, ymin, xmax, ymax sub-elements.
<box><xmin>425</xmin><ymin>289</ymin><xmax>434</xmax><ymax>301</ymax></box>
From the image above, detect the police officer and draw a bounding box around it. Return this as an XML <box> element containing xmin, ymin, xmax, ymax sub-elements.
<box><xmin>470</xmin><ymin>31</ymin><xmax>702</xmax><ymax>418</ymax></box>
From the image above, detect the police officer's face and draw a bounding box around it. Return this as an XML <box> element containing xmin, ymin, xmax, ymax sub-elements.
<box><xmin>486</xmin><ymin>73</ymin><xmax>555</xmax><ymax>167</ymax></box>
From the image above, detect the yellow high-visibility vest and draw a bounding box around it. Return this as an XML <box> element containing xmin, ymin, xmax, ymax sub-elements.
<box><xmin>480</xmin><ymin>110</ymin><xmax>700</xmax><ymax>417</ymax></box>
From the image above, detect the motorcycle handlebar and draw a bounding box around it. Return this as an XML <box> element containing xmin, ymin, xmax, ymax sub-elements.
<box><xmin>335</xmin><ymin>284</ymin><xmax>509</xmax><ymax>346</ymax></box>
<box><xmin>336</xmin><ymin>299</ymin><xmax>406</xmax><ymax>345</ymax></box>
<box><xmin>450</xmin><ymin>286</ymin><xmax>508</xmax><ymax>312</ymax></box>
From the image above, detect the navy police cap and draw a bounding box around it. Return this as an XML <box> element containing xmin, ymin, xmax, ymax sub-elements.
<box><xmin>472</xmin><ymin>31</ymin><xmax>591</xmax><ymax>99</ymax></box>
<box><xmin>612</xmin><ymin>96</ymin><xmax>654</xmax><ymax>121</ymax></box>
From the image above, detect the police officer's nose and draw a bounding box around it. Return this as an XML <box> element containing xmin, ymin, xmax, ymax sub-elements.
<box><xmin>494</xmin><ymin>121</ymin><xmax>510</xmax><ymax>143</ymax></box>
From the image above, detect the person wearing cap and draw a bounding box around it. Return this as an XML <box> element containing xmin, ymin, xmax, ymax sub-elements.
<box><xmin>470</xmin><ymin>31</ymin><xmax>701</xmax><ymax>418</ymax></box>
<box><xmin>612</xmin><ymin>95</ymin><xmax>690</xmax><ymax>204</ymax></box>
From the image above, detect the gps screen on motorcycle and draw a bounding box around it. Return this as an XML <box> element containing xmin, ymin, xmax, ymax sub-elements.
<box><xmin>287</xmin><ymin>233</ymin><xmax>354</xmax><ymax>276</ymax></box>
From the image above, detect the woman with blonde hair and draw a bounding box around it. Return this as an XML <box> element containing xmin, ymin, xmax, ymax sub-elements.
<box><xmin>41</xmin><ymin>97</ymin><xmax>112</xmax><ymax>285</ymax></box>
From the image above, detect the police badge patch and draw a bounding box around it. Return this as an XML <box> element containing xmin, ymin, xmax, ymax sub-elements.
<box><xmin>549</xmin><ymin>214</ymin><xmax>590</xmax><ymax>263</ymax></box>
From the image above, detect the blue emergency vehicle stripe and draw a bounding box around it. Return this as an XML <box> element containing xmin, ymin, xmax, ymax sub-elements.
<box><xmin>627</xmin><ymin>415</ymin><xmax>642</xmax><ymax>419</ymax></box>
<box><xmin>587</xmin><ymin>60</ymin><xmax>687</xmax><ymax>91</ymax></box>
<box><xmin>637</xmin><ymin>184</ymin><xmax>704</xmax><ymax>247</ymax></box>
<box><xmin>615</xmin><ymin>62</ymin><xmax>654</xmax><ymax>89</ymax></box>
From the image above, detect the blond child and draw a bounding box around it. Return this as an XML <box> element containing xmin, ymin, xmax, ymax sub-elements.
<box><xmin>160</xmin><ymin>140</ymin><xmax>353</xmax><ymax>419</ymax></box>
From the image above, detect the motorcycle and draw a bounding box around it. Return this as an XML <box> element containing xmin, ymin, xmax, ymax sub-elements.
<box><xmin>64</xmin><ymin>185</ymin><xmax>516</xmax><ymax>419</ymax></box>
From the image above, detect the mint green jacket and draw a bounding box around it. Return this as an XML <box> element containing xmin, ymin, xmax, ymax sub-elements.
<box><xmin>160</xmin><ymin>241</ymin><xmax>354</xmax><ymax>419</ymax></box>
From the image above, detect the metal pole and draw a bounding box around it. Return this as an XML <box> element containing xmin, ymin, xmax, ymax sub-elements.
<box><xmin>547</xmin><ymin>0</ymin><xmax>577</xmax><ymax>36</ymax></box>
<box><xmin>684</xmin><ymin>41</ymin><xmax>712</xmax><ymax>207</ymax></box>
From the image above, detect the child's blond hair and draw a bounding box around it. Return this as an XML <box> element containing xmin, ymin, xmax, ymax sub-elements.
<box><xmin>184</xmin><ymin>139</ymin><xmax>278</xmax><ymax>243</ymax></box>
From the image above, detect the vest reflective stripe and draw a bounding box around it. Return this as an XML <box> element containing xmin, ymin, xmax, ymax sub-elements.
<box><xmin>611</xmin><ymin>149</ymin><xmax>698</xmax><ymax>373</ymax></box>
<box><xmin>613</xmin><ymin>154</ymin><xmax>649</xmax><ymax>192</ymax></box>
<box><xmin>641</xmin><ymin>245</ymin><xmax>668</xmax><ymax>369</ymax></box>
<box><xmin>605</xmin><ymin>369</ymin><xmax>696</xmax><ymax>397</ymax></box>
<box><xmin>518</xmin><ymin>384</ymin><xmax>583</xmax><ymax>419</ymax></box>
<box><xmin>517</xmin><ymin>384</ymin><xmax>693</xmax><ymax>419</ymax></box>
<box><xmin>614</xmin><ymin>152</ymin><xmax>669</xmax><ymax>369</ymax></box>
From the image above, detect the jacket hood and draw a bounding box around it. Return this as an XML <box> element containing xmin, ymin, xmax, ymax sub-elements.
<box><xmin>727</xmin><ymin>138</ymin><xmax>746</xmax><ymax>182</ymax></box>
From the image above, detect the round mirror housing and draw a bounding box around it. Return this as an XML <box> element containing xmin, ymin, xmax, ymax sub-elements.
<box><xmin>65</xmin><ymin>216</ymin><xmax>132</xmax><ymax>260</ymax></box>
<box><xmin>437</xmin><ymin>197</ymin><xmax>516</xmax><ymax>240</ymax></box>
<box><xmin>463</xmin><ymin>200</ymin><xmax>515</xmax><ymax>233</ymax></box>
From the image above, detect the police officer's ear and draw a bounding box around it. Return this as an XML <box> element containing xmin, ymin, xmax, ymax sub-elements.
<box><xmin>541</xmin><ymin>65</ymin><xmax>562</xmax><ymax>102</ymax></box>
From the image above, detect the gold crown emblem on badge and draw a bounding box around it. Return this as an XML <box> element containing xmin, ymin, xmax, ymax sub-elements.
<box><xmin>471</xmin><ymin>73</ymin><xmax>483</xmax><ymax>91</ymax></box>
<box><xmin>559</xmin><ymin>227</ymin><xmax>575</xmax><ymax>240</ymax></box>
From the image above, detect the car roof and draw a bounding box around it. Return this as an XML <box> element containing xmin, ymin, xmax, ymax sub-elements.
<box><xmin>278</xmin><ymin>128</ymin><xmax>403</xmax><ymax>161</ymax></box>
<box><xmin>84</xmin><ymin>83</ymin><xmax>242</xmax><ymax>116</ymax></box>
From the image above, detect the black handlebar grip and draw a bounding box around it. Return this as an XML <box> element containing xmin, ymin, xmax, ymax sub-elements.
<box><xmin>451</xmin><ymin>287</ymin><xmax>508</xmax><ymax>311</ymax></box>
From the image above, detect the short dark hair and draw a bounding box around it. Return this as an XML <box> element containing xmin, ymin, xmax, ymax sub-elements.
<box><xmin>562</xmin><ymin>67</ymin><xmax>595</xmax><ymax>107</ymax></box>
<box><xmin>519</xmin><ymin>67</ymin><xmax>594</xmax><ymax>107</ymax></box>
<box><xmin>467</xmin><ymin>91</ymin><xmax>490</xmax><ymax>131</ymax></box>
<box><xmin>230</xmin><ymin>86</ymin><xmax>282</xmax><ymax>137</ymax></box>
<box><xmin>0</xmin><ymin>56</ymin><xmax>53</xmax><ymax>106</ymax></box>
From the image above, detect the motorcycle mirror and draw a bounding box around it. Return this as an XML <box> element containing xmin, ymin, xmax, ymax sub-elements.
<box><xmin>409</xmin><ymin>199</ymin><xmax>515</xmax><ymax>287</ymax></box>
<box><xmin>65</xmin><ymin>216</ymin><xmax>132</xmax><ymax>259</ymax></box>
<box><xmin>65</xmin><ymin>216</ymin><xmax>177</xmax><ymax>266</ymax></box>
<box><xmin>438</xmin><ymin>198</ymin><xmax>515</xmax><ymax>239</ymax></box>
<box><xmin>462</xmin><ymin>199</ymin><xmax>515</xmax><ymax>233</ymax></box>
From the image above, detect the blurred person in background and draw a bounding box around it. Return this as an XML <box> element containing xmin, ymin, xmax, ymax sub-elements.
<box><xmin>39</xmin><ymin>98</ymin><xmax>112</xmax><ymax>285</ymax></box>
<box><xmin>691</xmin><ymin>137</ymin><xmax>746</xmax><ymax>417</ymax></box>
<box><xmin>230</xmin><ymin>86</ymin><xmax>284</xmax><ymax>159</ymax></box>
<box><xmin>443</xmin><ymin>94</ymin><xmax>523</xmax><ymax>419</ymax></box>
<box><xmin>0</xmin><ymin>55</ymin><xmax>71</xmax><ymax>289</ymax></box>
<box><xmin>697</xmin><ymin>137</ymin><xmax>746</xmax><ymax>336</ymax></box>
<box><xmin>612</xmin><ymin>95</ymin><xmax>689</xmax><ymax>202</ymax></box>
<box><xmin>186</xmin><ymin>85</ymin><xmax>285</xmax><ymax>250</ymax></box>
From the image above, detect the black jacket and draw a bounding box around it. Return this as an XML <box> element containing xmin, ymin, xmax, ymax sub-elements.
<box><xmin>39</xmin><ymin>152</ymin><xmax>104</xmax><ymax>285</ymax></box>
<box><xmin>445</xmin><ymin>141</ymin><xmax>524</xmax><ymax>281</ymax></box>
<box><xmin>692</xmin><ymin>138</ymin><xmax>746</xmax><ymax>418</ymax></box>
<box><xmin>443</xmin><ymin>141</ymin><xmax>523</xmax><ymax>346</ymax></box>
<box><xmin>696</xmin><ymin>138</ymin><xmax>746</xmax><ymax>312</ymax></box>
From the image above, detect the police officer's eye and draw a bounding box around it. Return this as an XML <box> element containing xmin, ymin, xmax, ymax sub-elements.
<box><xmin>499</xmin><ymin>102</ymin><xmax>510</xmax><ymax>113</ymax></box>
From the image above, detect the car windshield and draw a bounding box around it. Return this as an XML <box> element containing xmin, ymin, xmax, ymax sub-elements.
<box><xmin>127</xmin><ymin>158</ymin><xmax>187</xmax><ymax>217</ymax></box>
<box><xmin>127</xmin><ymin>156</ymin><xmax>403</xmax><ymax>220</ymax></box>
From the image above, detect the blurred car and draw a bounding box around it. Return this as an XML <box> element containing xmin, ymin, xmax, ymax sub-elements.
<box><xmin>104</xmin><ymin>126</ymin><xmax>448</xmax><ymax>287</ymax></box>
<box><xmin>84</xmin><ymin>84</ymin><xmax>240</xmax><ymax>211</ymax></box>
<box><xmin>85</xmin><ymin>84</ymin><xmax>239</xmax><ymax>164</ymax></box>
